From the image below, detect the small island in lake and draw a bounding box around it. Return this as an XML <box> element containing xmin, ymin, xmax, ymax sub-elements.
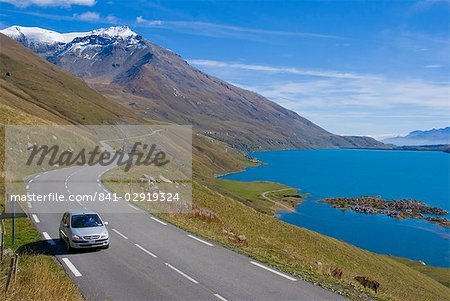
<box><xmin>318</xmin><ymin>196</ymin><xmax>450</xmax><ymax>228</ymax></box>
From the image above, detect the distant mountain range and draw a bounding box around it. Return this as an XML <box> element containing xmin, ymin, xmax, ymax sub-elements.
<box><xmin>1</xmin><ymin>25</ymin><xmax>384</xmax><ymax>151</ymax></box>
<box><xmin>383</xmin><ymin>127</ymin><xmax>450</xmax><ymax>146</ymax></box>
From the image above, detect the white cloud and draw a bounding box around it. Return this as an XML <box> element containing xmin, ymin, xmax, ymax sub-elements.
<box><xmin>411</xmin><ymin>0</ymin><xmax>450</xmax><ymax>13</ymax></box>
<box><xmin>8</xmin><ymin>10</ymin><xmax>118</xmax><ymax>24</ymax></box>
<box><xmin>105</xmin><ymin>14</ymin><xmax>118</xmax><ymax>23</ymax></box>
<box><xmin>425</xmin><ymin>64</ymin><xmax>443</xmax><ymax>68</ymax></box>
<box><xmin>136</xmin><ymin>16</ymin><xmax>144</xmax><ymax>24</ymax></box>
<box><xmin>136</xmin><ymin>17</ymin><xmax>161</xmax><ymax>26</ymax></box>
<box><xmin>253</xmin><ymin>78</ymin><xmax>449</xmax><ymax>110</ymax></box>
<box><xmin>73</xmin><ymin>11</ymin><xmax>100</xmax><ymax>22</ymax></box>
<box><xmin>189</xmin><ymin>58</ymin><xmax>450</xmax><ymax>135</ymax></box>
<box><xmin>135</xmin><ymin>17</ymin><xmax>342</xmax><ymax>40</ymax></box>
<box><xmin>189</xmin><ymin>59</ymin><xmax>379</xmax><ymax>80</ymax></box>
<box><xmin>0</xmin><ymin>0</ymin><xmax>95</xmax><ymax>7</ymax></box>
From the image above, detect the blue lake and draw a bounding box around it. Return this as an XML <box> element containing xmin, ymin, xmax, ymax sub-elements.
<box><xmin>221</xmin><ymin>149</ymin><xmax>450</xmax><ymax>267</ymax></box>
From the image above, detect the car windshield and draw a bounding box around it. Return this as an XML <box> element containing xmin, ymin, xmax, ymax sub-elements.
<box><xmin>71</xmin><ymin>214</ymin><xmax>103</xmax><ymax>228</ymax></box>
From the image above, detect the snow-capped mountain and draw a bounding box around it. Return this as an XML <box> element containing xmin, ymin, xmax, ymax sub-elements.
<box><xmin>1</xmin><ymin>25</ymin><xmax>82</xmax><ymax>45</ymax></box>
<box><xmin>1</xmin><ymin>25</ymin><xmax>384</xmax><ymax>150</ymax></box>
<box><xmin>1</xmin><ymin>25</ymin><xmax>139</xmax><ymax>48</ymax></box>
<box><xmin>1</xmin><ymin>25</ymin><xmax>147</xmax><ymax>78</ymax></box>
<box><xmin>0</xmin><ymin>26</ymin><xmax>83</xmax><ymax>55</ymax></box>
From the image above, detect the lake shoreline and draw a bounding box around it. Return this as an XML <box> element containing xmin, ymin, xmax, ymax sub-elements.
<box><xmin>221</xmin><ymin>148</ymin><xmax>450</xmax><ymax>267</ymax></box>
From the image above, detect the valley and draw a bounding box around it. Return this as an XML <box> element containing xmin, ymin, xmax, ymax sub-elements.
<box><xmin>0</xmin><ymin>25</ymin><xmax>449</xmax><ymax>301</ymax></box>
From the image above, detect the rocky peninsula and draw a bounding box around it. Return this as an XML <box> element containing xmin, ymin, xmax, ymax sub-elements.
<box><xmin>318</xmin><ymin>196</ymin><xmax>449</xmax><ymax>228</ymax></box>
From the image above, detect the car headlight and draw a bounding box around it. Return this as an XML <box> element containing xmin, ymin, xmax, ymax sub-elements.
<box><xmin>101</xmin><ymin>232</ymin><xmax>109</xmax><ymax>238</ymax></box>
<box><xmin>72</xmin><ymin>234</ymin><xmax>81</xmax><ymax>240</ymax></box>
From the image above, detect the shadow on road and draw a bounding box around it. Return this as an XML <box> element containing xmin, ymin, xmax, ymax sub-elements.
<box><xmin>16</xmin><ymin>239</ymin><xmax>103</xmax><ymax>256</ymax></box>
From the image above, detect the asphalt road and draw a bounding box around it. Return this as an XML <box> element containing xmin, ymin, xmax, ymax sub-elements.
<box><xmin>25</xmin><ymin>163</ymin><xmax>347</xmax><ymax>301</ymax></box>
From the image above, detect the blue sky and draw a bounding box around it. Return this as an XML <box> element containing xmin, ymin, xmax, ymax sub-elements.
<box><xmin>0</xmin><ymin>0</ymin><xmax>448</xmax><ymax>137</ymax></box>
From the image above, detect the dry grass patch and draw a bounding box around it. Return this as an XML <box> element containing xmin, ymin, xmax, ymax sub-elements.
<box><xmin>1</xmin><ymin>254</ymin><xmax>82</xmax><ymax>301</ymax></box>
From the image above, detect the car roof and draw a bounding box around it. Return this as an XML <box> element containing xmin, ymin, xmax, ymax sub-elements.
<box><xmin>65</xmin><ymin>209</ymin><xmax>99</xmax><ymax>215</ymax></box>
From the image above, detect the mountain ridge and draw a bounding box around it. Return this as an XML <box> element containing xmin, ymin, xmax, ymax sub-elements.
<box><xmin>383</xmin><ymin>127</ymin><xmax>450</xmax><ymax>146</ymax></box>
<box><xmin>1</xmin><ymin>25</ymin><xmax>385</xmax><ymax>151</ymax></box>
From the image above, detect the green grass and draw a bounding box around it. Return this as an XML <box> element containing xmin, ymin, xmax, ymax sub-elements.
<box><xmin>214</xmin><ymin>179</ymin><xmax>305</xmax><ymax>214</ymax></box>
<box><xmin>152</xmin><ymin>183</ymin><xmax>450</xmax><ymax>301</ymax></box>
<box><xmin>389</xmin><ymin>256</ymin><xmax>450</xmax><ymax>288</ymax></box>
<box><xmin>0</xmin><ymin>183</ymin><xmax>82</xmax><ymax>301</ymax></box>
<box><xmin>2</xmin><ymin>217</ymin><xmax>41</xmax><ymax>250</ymax></box>
<box><xmin>0</xmin><ymin>254</ymin><xmax>83</xmax><ymax>301</ymax></box>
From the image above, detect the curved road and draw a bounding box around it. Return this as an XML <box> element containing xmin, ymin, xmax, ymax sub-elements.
<box><xmin>25</xmin><ymin>163</ymin><xmax>346</xmax><ymax>301</ymax></box>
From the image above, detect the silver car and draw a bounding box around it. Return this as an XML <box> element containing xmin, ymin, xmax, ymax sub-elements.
<box><xmin>59</xmin><ymin>210</ymin><xmax>109</xmax><ymax>251</ymax></box>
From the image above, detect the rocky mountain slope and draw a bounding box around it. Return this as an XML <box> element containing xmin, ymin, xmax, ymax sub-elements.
<box><xmin>2</xmin><ymin>25</ymin><xmax>384</xmax><ymax>151</ymax></box>
<box><xmin>0</xmin><ymin>33</ymin><xmax>142</xmax><ymax>125</ymax></box>
<box><xmin>0</xmin><ymin>34</ymin><xmax>248</xmax><ymax>177</ymax></box>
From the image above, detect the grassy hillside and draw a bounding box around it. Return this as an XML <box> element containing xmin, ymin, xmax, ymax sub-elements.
<box><xmin>1</xmin><ymin>33</ymin><xmax>449</xmax><ymax>301</ymax></box>
<box><xmin>154</xmin><ymin>183</ymin><xmax>450</xmax><ymax>301</ymax></box>
<box><xmin>103</xmin><ymin>155</ymin><xmax>450</xmax><ymax>301</ymax></box>
<box><xmin>0</xmin><ymin>36</ymin><xmax>248</xmax><ymax>300</ymax></box>
<box><xmin>389</xmin><ymin>256</ymin><xmax>450</xmax><ymax>288</ymax></box>
<box><xmin>0</xmin><ymin>34</ymin><xmax>246</xmax><ymax>179</ymax></box>
<box><xmin>214</xmin><ymin>179</ymin><xmax>307</xmax><ymax>214</ymax></box>
<box><xmin>0</xmin><ymin>34</ymin><xmax>142</xmax><ymax>125</ymax></box>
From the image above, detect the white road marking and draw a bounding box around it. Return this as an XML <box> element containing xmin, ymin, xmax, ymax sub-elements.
<box><xmin>165</xmin><ymin>263</ymin><xmax>199</xmax><ymax>284</ymax></box>
<box><xmin>112</xmin><ymin>228</ymin><xmax>128</xmax><ymax>239</ymax></box>
<box><xmin>134</xmin><ymin>243</ymin><xmax>157</xmax><ymax>258</ymax></box>
<box><xmin>62</xmin><ymin>258</ymin><xmax>82</xmax><ymax>277</ymax></box>
<box><xmin>151</xmin><ymin>217</ymin><xmax>167</xmax><ymax>225</ymax></box>
<box><xmin>103</xmin><ymin>189</ymin><xmax>109</xmax><ymax>193</ymax></box>
<box><xmin>128</xmin><ymin>203</ymin><xmax>139</xmax><ymax>210</ymax></box>
<box><xmin>26</xmin><ymin>185</ymin><xmax>29</xmax><ymax>190</ymax></box>
<box><xmin>249</xmin><ymin>261</ymin><xmax>297</xmax><ymax>281</ymax></box>
<box><xmin>29</xmin><ymin>179</ymin><xmax>33</xmax><ymax>184</ymax></box>
<box><xmin>31</xmin><ymin>214</ymin><xmax>40</xmax><ymax>223</ymax></box>
<box><xmin>43</xmin><ymin>171</ymin><xmax>48</xmax><ymax>175</ymax></box>
<box><xmin>187</xmin><ymin>234</ymin><xmax>214</xmax><ymax>247</ymax></box>
<box><xmin>98</xmin><ymin>183</ymin><xmax>103</xmax><ymax>189</ymax></box>
<box><xmin>214</xmin><ymin>293</ymin><xmax>228</xmax><ymax>301</ymax></box>
<box><xmin>42</xmin><ymin>232</ymin><xmax>56</xmax><ymax>245</ymax></box>
<box><xmin>27</xmin><ymin>203</ymin><xmax>32</xmax><ymax>208</ymax></box>
<box><xmin>65</xmin><ymin>176</ymin><xmax>70</xmax><ymax>191</ymax></box>
<box><xmin>34</xmin><ymin>174</ymin><xmax>40</xmax><ymax>179</ymax></box>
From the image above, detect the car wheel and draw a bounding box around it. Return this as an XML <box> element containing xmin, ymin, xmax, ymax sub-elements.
<box><xmin>66</xmin><ymin>240</ymin><xmax>72</xmax><ymax>252</ymax></box>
